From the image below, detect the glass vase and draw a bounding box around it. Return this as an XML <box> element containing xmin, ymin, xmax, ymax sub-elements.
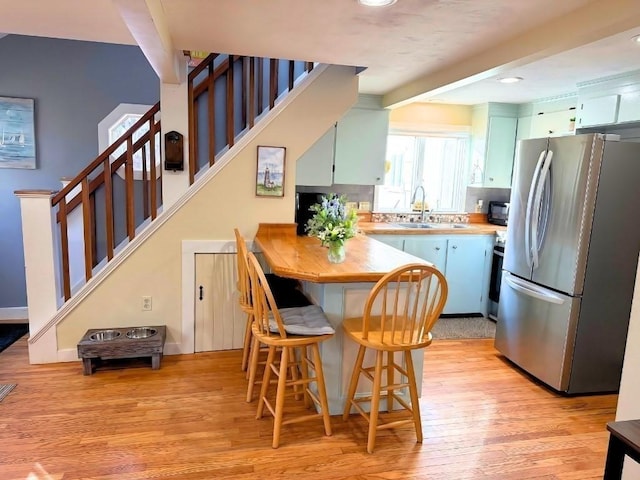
<box><xmin>327</xmin><ymin>242</ymin><xmax>346</xmax><ymax>264</ymax></box>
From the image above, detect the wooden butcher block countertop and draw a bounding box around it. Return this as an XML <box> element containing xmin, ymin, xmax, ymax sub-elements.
<box><xmin>357</xmin><ymin>221</ymin><xmax>506</xmax><ymax>235</ymax></box>
<box><xmin>254</xmin><ymin>223</ymin><xmax>431</xmax><ymax>284</ymax></box>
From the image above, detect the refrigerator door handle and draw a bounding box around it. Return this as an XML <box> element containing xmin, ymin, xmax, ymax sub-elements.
<box><xmin>525</xmin><ymin>150</ymin><xmax>547</xmax><ymax>268</ymax></box>
<box><xmin>531</xmin><ymin>150</ymin><xmax>553</xmax><ymax>269</ymax></box>
<box><xmin>504</xmin><ymin>274</ymin><xmax>565</xmax><ymax>305</ymax></box>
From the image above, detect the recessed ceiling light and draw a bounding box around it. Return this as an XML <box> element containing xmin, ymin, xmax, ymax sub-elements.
<box><xmin>632</xmin><ymin>34</ymin><xmax>640</xmax><ymax>44</ymax></box>
<box><xmin>358</xmin><ymin>0</ymin><xmax>397</xmax><ymax>6</ymax></box>
<box><xmin>498</xmin><ymin>76</ymin><xmax>523</xmax><ymax>84</ymax></box>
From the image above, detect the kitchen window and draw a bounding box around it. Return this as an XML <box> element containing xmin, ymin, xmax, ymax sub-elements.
<box><xmin>375</xmin><ymin>130</ymin><xmax>469</xmax><ymax>212</ymax></box>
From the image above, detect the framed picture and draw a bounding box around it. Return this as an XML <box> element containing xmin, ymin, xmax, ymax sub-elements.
<box><xmin>0</xmin><ymin>96</ymin><xmax>36</xmax><ymax>169</ymax></box>
<box><xmin>256</xmin><ymin>145</ymin><xmax>285</xmax><ymax>197</ymax></box>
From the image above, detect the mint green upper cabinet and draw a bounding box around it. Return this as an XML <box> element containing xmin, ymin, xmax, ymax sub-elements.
<box><xmin>470</xmin><ymin>103</ymin><xmax>518</xmax><ymax>189</ymax></box>
<box><xmin>484</xmin><ymin>116</ymin><xmax>518</xmax><ymax>187</ymax></box>
<box><xmin>333</xmin><ymin>106</ymin><xmax>389</xmax><ymax>185</ymax></box>
<box><xmin>295</xmin><ymin>126</ymin><xmax>335</xmax><ymax>186</ymax></box>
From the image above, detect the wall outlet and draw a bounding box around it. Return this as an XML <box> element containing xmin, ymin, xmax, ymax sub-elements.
<box><xmin>358</xmin><ymin>201</ymin><xmax>370</xmax><ymax>211</ymax></box>
<box><xmin>142</xmin><ymin>296</ymin><xmax>152</xmax><ymax>311</ymax></box>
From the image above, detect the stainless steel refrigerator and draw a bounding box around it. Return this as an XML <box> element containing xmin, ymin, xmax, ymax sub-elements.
<box><xmin>495</xmin><ymin>133</ymin><xmax>640</xmax><ymax>394</ymax></box>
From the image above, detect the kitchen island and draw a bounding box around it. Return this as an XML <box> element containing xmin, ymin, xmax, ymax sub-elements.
<box><xmin>254</xmin><ymin>223</ymin><xmax>431</xmax><ymax>415</ymax></box>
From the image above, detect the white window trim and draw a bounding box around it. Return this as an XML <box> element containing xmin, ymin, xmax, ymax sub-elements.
<box><xmin>98</xmin><ymin>103</ymin><xmax>160</xmax><ymax>181</ymax></box>
<box><xmin>375</xmin><ymin>125</ymin><xmax>471</xmax><ymax>212</ymax></box>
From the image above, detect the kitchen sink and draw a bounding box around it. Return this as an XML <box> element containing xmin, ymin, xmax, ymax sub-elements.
<box><xmin>393</xmin><ymin>223</ymin><xmax>436</xmax><ymax>229</ymax></box>
<box><xmin>393</xmin><ymin>222</ymin><xmax>474</xmax><ymax>230</ymax></box>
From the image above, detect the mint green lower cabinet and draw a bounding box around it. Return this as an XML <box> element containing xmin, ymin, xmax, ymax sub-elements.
<box><xmin>403</xmin><ymin>237</ymin><xmax>447</xmax><ymax>274</ymax></box>
<box><xmin>444</xmin><ymin>236</ymin><xmax>493</xmax><ymax>315</ymax></box>
<box><xmin>367</xmin><ymin>234</ymin><xmax>405</xmax><ymax>251</ymax></box>
<box><xmin>403</xmin><ymin>234</ymin><xmax>493</xmax><ymax>316</ymax></box>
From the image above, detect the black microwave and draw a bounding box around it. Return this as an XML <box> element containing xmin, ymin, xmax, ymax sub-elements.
<box><xmin>488</xmin><ymin>201</ymin><xmax>509</xmax><ymax>226</ymax></box>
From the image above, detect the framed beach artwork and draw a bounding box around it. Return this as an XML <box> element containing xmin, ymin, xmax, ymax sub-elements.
<box><xmin>256</xmin><ymin>145</ymin><xmax>285</xmax><ymax>197</ymax></box>
<box><xmin>0</xmin><ymin>96</ymin><xmax>36</xmax><ymax>169</ymax></box>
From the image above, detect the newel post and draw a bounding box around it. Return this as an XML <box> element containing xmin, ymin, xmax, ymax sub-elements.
<box><xmin>160</xmin><ymin>53</ymin><xmax>190</xmax><ymax>209</ymax></box>
<box><xmin>15</xmin><ymin>190</ymin><xmax>60</xmax><ymax>352</ymax></box>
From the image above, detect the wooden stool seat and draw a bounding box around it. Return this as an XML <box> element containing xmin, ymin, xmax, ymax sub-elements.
<box><xmin>342</xmin><ymin>263</ymin><xmax>448</xmax><ymax>453</ymax></box>
<box><xmin>234</xmin><ymin>228</ymin><xmax>310</xmax><ymax>386</ymax></box>
<box><xmin>247</xmin><ymin>251</ymin><xmax>334</xmax><ymax>449</ymax></box>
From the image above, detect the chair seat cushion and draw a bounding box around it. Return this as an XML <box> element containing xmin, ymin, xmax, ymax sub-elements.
<box><xmin>271</xmin><ymin>305</ymin><xmax>335</xmax><ymax>336</ymax></box>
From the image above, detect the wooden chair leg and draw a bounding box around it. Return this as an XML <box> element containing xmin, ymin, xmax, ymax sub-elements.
<box><xmin>290</xmin><ymin>348</ymin><xmax>302</xmax><ymax>401</ymax></box>
<box><xmin>386</xmin><ymin>351</ymin><xmax>394</xmax><ymax>412</ymax></box>
<box><xmin>367</xmin><ymin>349</ymin><xmax>384</xmax><ymax>454</ymax></box>
<box><xmin>257</xmin><ymin>345</ymin><xmax>276</xmax><ymax>419</ymax></box>
<box><xmin>343</xmin><ymin>345</ymin><xmax>366</xmax><ymax>420</ymax></box>
<box><xmin>241</xmin><ymin>311</ymin><xmax>253</xmax><ymax>372</ymax></box>
<box><xmin>300</xmin><ymin>346</ymin><xmax>311</xmax><ymax>409</ymax></box>
<box><xmin>404</xmin><ymin>350</ymin><xmax>423</xmax><ymax>444</ymax></box>
<box><xmin>272</xmin><ymin>346</ymin><xmax>290</xmax><ymax>449</ymax></box>
<box><xmin>246</xmin><ymin>335</ymin><xmax>261</xmax><ymax>403</ymax></box>
<box><xmin>311</xmin><ymin>343</ymin><xmax>332</xmax><ymax>436</ymax></box>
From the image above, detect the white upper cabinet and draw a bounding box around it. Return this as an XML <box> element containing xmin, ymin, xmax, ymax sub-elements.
<box><xmin>618</xmin><ymin>91</ymin><xmax>640</xmax><ymax>123</ymax></box>
<box><xmin>295</xmin><ymin>126</ymin><xmax>335</xmax><ymax>186</ymax></box>
<box><xmin>577</xmin><ymin>94</ymin><xmax>620</xmax><ymax>127</ymax></box>
<box><xmin>333</xmin><ymin>105</ymin><xmax>389</xmax><ymax>185</ymax></box>
<box><xmin>529</xmin><ymin>110</ymin><xmax>576</xmax><ymax>138</ymax></box>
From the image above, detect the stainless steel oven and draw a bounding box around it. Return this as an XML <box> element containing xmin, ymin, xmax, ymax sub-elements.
<box><xmin>488</xmin><ymin>237</ymin><xmax>505</xmax><ymax>321</ymax></box>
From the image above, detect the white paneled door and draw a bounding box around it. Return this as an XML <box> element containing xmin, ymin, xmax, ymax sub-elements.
<box><xmin>194</xmin><ymin>253</ymin><xmax>245</xmax><ymax>352</ymax></box>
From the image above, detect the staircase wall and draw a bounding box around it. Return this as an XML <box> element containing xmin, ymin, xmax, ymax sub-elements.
<box><xmin>54</xmin><ymin>64</ymin><xmax>358</xmax><ymax>354</ymax></box>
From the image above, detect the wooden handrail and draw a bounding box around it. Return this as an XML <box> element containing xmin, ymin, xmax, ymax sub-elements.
<box><xmin>187</xmin><ymin>54</ymin><xmax>315</xmax><ymax>185</ymax></box>
<box><xmin>51</xmin><ymin>51</ymin><xmax>315</xmax><ymax>304</ymax></box>
<box><xmin>53</xmin><ymin>105</ymin><xmax>162</xmax><ymax>301</ymax></box>
<box><xmin>52</xmin><ymin>103</ymin><xmax>160</xmax><ymax>206</ymax></box>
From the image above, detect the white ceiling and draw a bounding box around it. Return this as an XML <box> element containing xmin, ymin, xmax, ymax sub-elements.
<box><xmin>1</xmin><ymin>0</ymin><xmax>640</xmax><ymax>107</ymax></box>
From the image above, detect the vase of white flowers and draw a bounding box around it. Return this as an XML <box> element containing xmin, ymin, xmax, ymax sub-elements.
<box><xmin>305</xmin><ymin>194</ymin><xmax>358</xmax><ymax>264</ymax></box>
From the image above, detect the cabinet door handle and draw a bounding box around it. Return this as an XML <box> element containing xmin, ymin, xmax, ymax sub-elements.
<box><xmin>435</xmin><ymin>247</ymin><xmax>440</xmax><ymax>251</ymax></box>
<box><xmin>451</xmin><ymin>245</ymin><xmax>458</xmax><ymax>250</ymax></box>
<box><xmin>199</xmin><ymin>285</ymin><xmax>204</xmax><ymax>301</ymax></box>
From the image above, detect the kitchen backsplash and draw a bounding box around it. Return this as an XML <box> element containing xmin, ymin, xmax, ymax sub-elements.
<box><xmin>465</xmin><ymin>186</ymin><xmax>511</xmax><ymax>213</ymax></box>
<box><xmin>296</xmin><ymin>184</ymin><xmax>511</xmax><ymax>214</ymax></box>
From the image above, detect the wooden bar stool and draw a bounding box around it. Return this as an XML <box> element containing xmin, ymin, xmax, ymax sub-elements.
<box><xmin>234</xmin><ymin>229</ymin><xmax>310</xmax><ymax>398</ymax></box>
<box><xmin>246</xmin><ymin>252</ymin><xmax>334</xmax><ymax>448</ymax></box>
<box><xmin>342</xmin><ymin>263</ymin><xmax>448</xmax><ymax>453</ymax></box>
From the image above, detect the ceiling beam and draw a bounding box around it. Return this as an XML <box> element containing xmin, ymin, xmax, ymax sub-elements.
<box><xmin>112</xmin><ymin>0</ymin><xmax>184</xmax><ymax>84</ymax></box>
<box><xmin>382</xmin><ymin>0</ymin><xmax>640</xmax><ymax>108</ymax></box>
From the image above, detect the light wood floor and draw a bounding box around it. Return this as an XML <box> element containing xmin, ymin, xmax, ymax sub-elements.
<box><xmin>0</xmin><ymin>336</ymin><xmax>617</xmax><ymax>480</ymax></box>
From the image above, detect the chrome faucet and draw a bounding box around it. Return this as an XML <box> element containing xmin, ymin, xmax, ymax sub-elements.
<box><xmin>411</xmin><ymin>185</ymin><xmax>426</xmax><ymax>222</ymax></box>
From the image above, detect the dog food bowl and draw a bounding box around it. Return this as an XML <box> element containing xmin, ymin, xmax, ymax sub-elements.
<box><xmin>126</xmin><ymin>327</ymin><xmax>158</xmax><ymax>339</ymax></box>
<box><xmin>89</xmin><ymin>329</ymin><xmax>122</xmax><ymax>341</ymax></box>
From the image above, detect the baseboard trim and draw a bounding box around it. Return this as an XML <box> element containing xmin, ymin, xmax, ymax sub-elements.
<box><xmin>0</xmin><ymin>307</ymin><xmax>28</xmax><ymax>322</ymax></box>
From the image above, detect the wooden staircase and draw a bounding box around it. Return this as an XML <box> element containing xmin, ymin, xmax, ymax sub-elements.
<box><xmin>20</xmin><ymin>59</ymin><xmax>359</xmax><ymax>364</ymax></box>
<box><xmin>52</xmin><ymin>54</ymin><xmax>314</xmax><ymax>302</ymax></box>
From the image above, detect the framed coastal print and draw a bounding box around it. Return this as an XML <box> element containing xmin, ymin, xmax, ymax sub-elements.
<box><xmin>256</xmin><ymin>145</ymin><xmax>285</xmax><ymax>197</ymax></box>
<box><xmin>0</xmin><ymin>96</ymin><xmax>36</xmax><ymax>169</ymax></box>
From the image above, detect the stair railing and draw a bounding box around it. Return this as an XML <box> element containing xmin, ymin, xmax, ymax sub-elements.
<box><xmin>51</xmin><ymin>103</ymin><xmax>161</xmax><ymax>301</ymax></box>
<box><xmin>188</xmin><ymin>54</ymin><xmax>313</xmax><ymax>184</ymax></box>
<box><xmin>50</xmin><ymin>53</ymin><xmax>314</xmax><ymax>303</ymax></box>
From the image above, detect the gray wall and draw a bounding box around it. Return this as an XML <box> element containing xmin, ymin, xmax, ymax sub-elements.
<box><xmin>0</xmin><ymin>35</ymin><xmax>159</xmax><ymax>308</ymax></box>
